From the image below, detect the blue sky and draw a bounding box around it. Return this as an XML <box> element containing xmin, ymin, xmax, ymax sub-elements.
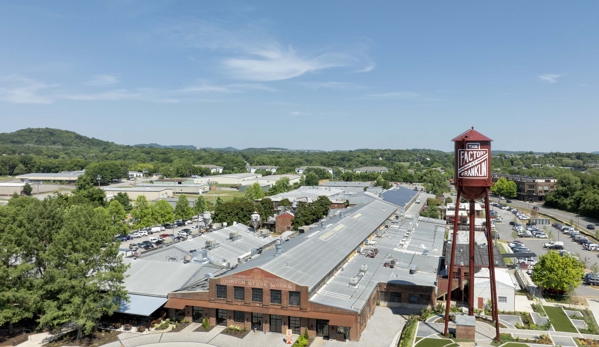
<box><xmin>1</xmin><ymin>1</ymin><xmax>598</xmax><ymax>152</ymax></box>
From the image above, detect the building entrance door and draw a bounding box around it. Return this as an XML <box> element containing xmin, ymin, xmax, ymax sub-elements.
<box><xmin>192</xmin><ymin>307</ymin><xmax>203</xmax><ymax>323</ymax></box>
<box><xmin>270</xmin><ymin>315</ymin><xmax>282</xmax><ymax>333</ymax></box>
<box><xmin>252</xmin><ymin>313</ymin><xmax>263</xmax><ymax>331</ymax></box>
<box><xmin>316</xmin><ymin>320</ymin><xmax>329</xmax><ymax>337</ymax></box>
<box><xmin>216</xmin><ymin>309</ymin><xmax>228</xmax><ymax>326</ymax></box>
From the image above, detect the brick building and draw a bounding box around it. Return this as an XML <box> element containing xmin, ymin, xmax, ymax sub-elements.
<box><xmin>164</xmin><ymin>200</ymin><xmax>442</xmax><ymax>341</ymax></box>
<box><xmin>275</xmin><ymin>212</ymin><xmax>294</xmax><ymax>233</ymax></box>
<box><xmin>491</xmin><ymin>173</ymin><xmax>557</xmax><ymax>202</ymax></box>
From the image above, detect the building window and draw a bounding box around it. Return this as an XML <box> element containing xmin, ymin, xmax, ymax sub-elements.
<box><xmin>389</xmin><ymin>292</ymin><xmax>401</xmax><ymax>302</ymax></box>
<box><xmin>289</xmin><ymin>291</ymin><xmax>301</xmax><ymax>306</ymax></box>
<box><xmin>234</xmin><ymin>311</ymin><xmax>245</xmax><ymax>323</ymax></box>
<box><xmin>409</xmin><ymin>293</ymin><xmax>430</xmax><ymax>305</ymax></box>
<box><xmin>216</xmin><ymin>285</ymin><xmax>227</xmax><ymax>299</ymax></box>
<box><xmin>234</xmin><ymin>286</ymin><xmax>245</xmax><ymax>301</ymax></box>
<box><xmin>498</xmin><ymin>296</ymin><xmax>507</xmax><ymax>303</ymax></box>
<box><xmin>252</xmin><ymin>288</ymin><xmax>263</xmax><ymax>302</ymax></box>
<box><xmin>270</xmin><ymin>290</ymin><xmax>282</xmax><ymax>304</ymax></box>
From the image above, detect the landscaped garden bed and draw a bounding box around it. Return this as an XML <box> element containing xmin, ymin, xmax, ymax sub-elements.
<box><xmin>575</xmin><ymin>337</ymin><xmax>599</xmax><ymax>346</ymax></box>
<box><xmin>220</xmin><ymin>325</ymin><xmax>250</xmax><ymax>339</ymax></box>
<box><xmin>43</xmin><ymin>330</ymin><xmax>121</xmax><ymax>347</ymax></box>
<box><xmin>543</xmin><ymin>306</ymin><xmax>577</xmax><ymax>333</ymax></box>
<box><xmin>194</xmin><ymin>318</ymin><xmax>216</xmax><ymax>333</ymax></box>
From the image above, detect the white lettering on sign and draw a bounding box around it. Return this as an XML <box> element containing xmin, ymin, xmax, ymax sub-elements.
<box><xmin>220</xmin><ymin>278</ymin><xmax>293</xmax><ymax>290</ymax></box>
<box><xmin>458</xmin><ymin>147</ymin><xmax>489</xmax><ymax>179</ymax></box>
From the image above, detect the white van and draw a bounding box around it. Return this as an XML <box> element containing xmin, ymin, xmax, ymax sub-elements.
<box><xmin>150</xmin><ymin>226</ymin><xmax>161</xmax><ymax>234</ymax></box>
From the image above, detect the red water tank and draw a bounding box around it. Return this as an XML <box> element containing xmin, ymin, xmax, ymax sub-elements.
<box><xmin>452</xmin><ymin>127</ymin><xmax>492</xmax><ymax>201</ymax></box>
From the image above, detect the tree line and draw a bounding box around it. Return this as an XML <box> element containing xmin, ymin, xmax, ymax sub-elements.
<box><xmin>545</xmin><ymin>171</ymin><xmax>599</xmax><ymax>219</ymax></box>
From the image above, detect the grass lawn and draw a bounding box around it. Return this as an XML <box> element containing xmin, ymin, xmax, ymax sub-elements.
<box><xmin>544</xmin><ymin>306</ymin><xmax>578</xmax><ymax>332</ymax></box>
<box><xmin>497</xmin><ymin>243</ymin><xmax>514</xmax><ymax>265</ymax></box>
<box><xmin>414</xmin><ymin>338</ymin><xmax>458</xmax><ymax>347</ymax></box>
<box><xmin>501</xmin><ymin>343</ymin><xmax>530</xmax><ymax>347</ymax></box>
<box><xmin>206</xmin><ymin>191</ymin><xmax>245</xmax><ymax>202</ymax></box>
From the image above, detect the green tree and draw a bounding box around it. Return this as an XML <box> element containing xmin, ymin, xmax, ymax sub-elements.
<box><xmin>279</xmin><ymin>198</ymin><xmax>292</xmax><ymax>208</ymax></box>
<box><xmin>305</xmin><ymin>172</ymin><xmax>320</xmax><ymax>186</ymax></box>
<box><xmin>194</xmin><ymin>195</ymin><xmax>208</xmax><ymax>215</ymax></box>
<box><xmin>267</xmin><ymin>177</ymin><xmax>291</xmax><ymax>195</ymax></box>
<box><xmin>422</xmin><ymin>170</ymin><xmax>449</xmax><ymax>196</ymax></box>
<box><xmin>12</xmin><ymin>164</ymin><xmax>28</xmax><ymax>176</ymax></box>
<box><xmin>532</xmin><ymin>251</ymin><xmax>585</xmax><ymax>293</ymax></box>
<box><xmin>444</xmin><ymin>196</ymin><xmax>453</xmax><ymax>205</ymax></box>
<box><xmin>153</xmin><ymin>200</ymin><xmax>175</xmax><ymax>225</ymax></box>
<box><xmin>114</xmin><ymin>192</ymin><xmax>133</xmax><ymax>212</ymax></box>
<box><xmin>504</xmin><ymin>180</ymin><xmax>517</xmax><ymax>198</ymax></box>
<box><xmin>491</xmin><ymin>177</ymin><xmax>508</xmax><ymax>195</ymax></box>
<box><xmin>106</xmin><ymin>200</ymin><xmax>128</xmax><ymax>235</ymax></box>
<box><xmin>174</xmin><ymin>194</ymin><xmax>193</xmax><ymax>221</ymax></box>
<box><xmin>245</xmin><ymin>183</ymin><xmax>265</xmax><ymax>201</ymax></box>
<box><xmin>258</xmin><ymin>198</ymin><xmax>274</xmax><ymax>218</ymax></box>
<box><xmin>73</xmin><ymin>175</ymin><xmax>106</xmax><ymax>207</ymax></box>
<box><xmin>131</xmin><ymin>196</ymin><xmax>153</xmax><ymax>229</ymax></box>
<box><xmin>39</xmin><ymin>205</ymin><xmax>129</xmax><ymax>340</ymax></box>
<box><xmin>22</xmin><ymin>183</ymin><xmax>32</xmax><ymax>196</ymax></box>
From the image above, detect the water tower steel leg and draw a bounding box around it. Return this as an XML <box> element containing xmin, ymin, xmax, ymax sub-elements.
<box><xmin>444</xmin><ymin>190</ymin><xmax>461</xmax><ymax>337</ymax></box>
<box><xmin>484</xmin><ymin>188</ymin><xmax>501</xmax><ymax>342</ymax></box>
<box><xmin>468</xmin><ymin>200</ymin><xmax>475</xmax><ymax>316</ymax></box>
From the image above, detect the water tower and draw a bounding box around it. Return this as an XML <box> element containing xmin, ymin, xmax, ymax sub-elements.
<box><xmin>444</xmin><ymin>127</ymin><xmax>500</xmax><ymax>342</ymax></box>
<box><xmin>251</xmin><ymin>211</ymin><xmax>261</xmax><ymax>232</ymax></box>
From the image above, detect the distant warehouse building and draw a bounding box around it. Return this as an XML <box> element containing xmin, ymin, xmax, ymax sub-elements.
<box><xmin>17</xmin><ymin>170</ymin><xmax>84</xmax><ymax>184</ymax></box>
<box><xmin>0</xmin><ymin>182</ymin><xmax>26</xmax><ymax>196</ymax></box>
<box><xmin>102</xmin><ymin>187</ymin><xmax>173</xmax><ymax>200</ymax></box>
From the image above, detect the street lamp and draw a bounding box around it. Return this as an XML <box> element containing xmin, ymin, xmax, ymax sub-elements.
<box><xmin>96</xmin><ymin>175</ymin><xmax>101</xmax><ymax>188</ymax></box>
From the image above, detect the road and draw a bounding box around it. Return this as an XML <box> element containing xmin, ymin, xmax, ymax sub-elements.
<box><xmin>509</xmin><ymin>199</ymin><xmax>598</xmax><ymax>234</ymax></box>
<box><xmin>492</xmin><ymin>205</ymin><xmax>599</xmax><ymax>298</ymax></box>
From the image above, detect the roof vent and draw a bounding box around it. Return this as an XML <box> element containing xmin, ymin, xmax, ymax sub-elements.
<box><xmin>349</xmin><ymin>277</ymin><xmax>359</xmax><ymax>286</ymax></box>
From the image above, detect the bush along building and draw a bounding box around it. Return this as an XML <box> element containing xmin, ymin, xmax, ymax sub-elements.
<box><xmin>163</xmin><ymin>199</ymin><xmax>445</xmax><ymax>341</ymax></box>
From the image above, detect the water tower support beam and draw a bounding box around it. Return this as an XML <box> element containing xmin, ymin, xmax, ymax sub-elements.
<box><xmin>468</xmin><ymin>199</ymin><xmax>475</xmax><ymax>316</ymax></box>
<box><xmin>485</xmin><ymin>188</ymin><xmax>501</xmax><ymax>342</ymax></box>
<box><xmin>444</xmin><ymin>189</ymin><xmax>461</xmax><ymax>337</ymax></box>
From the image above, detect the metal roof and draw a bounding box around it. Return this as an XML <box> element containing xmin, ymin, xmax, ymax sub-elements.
<box><xmin>122</xmin><ymin>258</ymin><xmax>213</xmax><ymax>297</ymax></box>
<box><xmin>444</xmin><ymin>242</ymin><xmax>506</xmax><ymax>268</ymax></box>
<box><xmin>141</xmin><ymin>223</ymin><xmax>278</xmax><ymax>266</ymax></box>
<box><xmin>451</xmin><ymin>127</ymin><xmax>493</xmax><ymax>142</ymax></box>
<box><xmin>382</xmin><ymin>186</ymin><xmax>418</xmax><ymax>208</ymax></box>
<box><xmin>310</xmin><ymin>216</ymin><xmax>444</xmax><ymax>312</ymax></box>
<box><xmin>259</xmin><ymin>199</ymin><xmax>398</xmax><ymax>292</ymax></box>
<box><xmin>116</xmin><ymin>294</ymin><xmax>167</xmax><ymax>316</ymax></box>
<box><xmin>103</xmin><ymin>187</ymin><xmax>171</xmax><ymax>192</ymax></box>
<box><xmin>321</xmin><ymin>181</ymin><xmax>372</xmax><ymax>188</ymax></box>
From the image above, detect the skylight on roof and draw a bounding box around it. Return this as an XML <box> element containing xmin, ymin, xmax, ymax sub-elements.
<box><xmin>353</xmin><ymin>213</ymin><xmax>362</xmax><ymax>219</ymax></box>
<box><xmin>333</xmin><ymin>224</ymin><xmax>345</xmax><ymax>232</ymax></box>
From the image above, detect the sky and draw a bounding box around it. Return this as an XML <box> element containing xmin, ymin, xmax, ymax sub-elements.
<box><xmin>1</xmin><ymin>1</ymin><xmax>598</xmax><ymax>152</ymax></box>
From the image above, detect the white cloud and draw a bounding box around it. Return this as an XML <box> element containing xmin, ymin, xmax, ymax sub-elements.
<box><xmin>539</xmin><ymin>74</ymin><xmax>563</xmax><ymax>84</ymax></box>
<box><xmin>173</xmin><ymin>82</ymin><xmax>276</xmax><ymax>94</ymax></box>
<box><xmin>158</xmin><ymin>21</ymin><xmax>373</xmax><ymax>81</ymax></box>
<box><xmin>86</xmin><ymin>74</ymin><xmax>120</xmax><ymax>86</ymax></box>
<box><xmin>365</xmin><ymin>91</ymin><xmax>421</xmax><ymax>100</ymax></box>
<box><xmin>0</xmin><ymin>75</ymin><xmax>55</xmax><ymax>104</ymax></box>
<box><xmin>61</xmin><ymin>89</ymin><xmax>179</xmax><ymax>103</ymax></box>
<box><xmin>300</xmin><ymin>81</ymin><xmax>366</xmax><ymax>91</ymax></box>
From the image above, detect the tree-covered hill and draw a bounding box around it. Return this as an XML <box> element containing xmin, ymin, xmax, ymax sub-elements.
<box><xmin>0</xmin><ymin>128</ymin><xmax>119</xmax><ymax>149</ymax></box>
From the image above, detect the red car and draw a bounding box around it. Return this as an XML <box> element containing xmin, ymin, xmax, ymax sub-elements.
<box><xmin>159</xmin><ymin>233</ymin><xmax>172</xmax><ymax>239</ymax></box>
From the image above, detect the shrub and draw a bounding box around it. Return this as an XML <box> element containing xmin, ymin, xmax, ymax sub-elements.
<box><xmin>202</xmin><ymin>318</ymin><xmax>210</xmax><ymax>330</ymax></box>
<box><xmin>303</xmin><ymin>328</ymin><xmax>309</xmax><ymax>339</ymax></box>
<box><xmin>398</xmin><ymin>316</ymin><xmax>418</xmax><ymax>347</ymax></box>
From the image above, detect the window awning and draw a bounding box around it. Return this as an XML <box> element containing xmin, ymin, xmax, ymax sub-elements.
<box><xmin>116</xmin><ymin>294</ymin><xmax>167</xmax><ymax>316</ymax></box>
<box><xmin>164</xmin><ymin>298</ymin><xmax>188</xmax><ymax>310</ymax></box>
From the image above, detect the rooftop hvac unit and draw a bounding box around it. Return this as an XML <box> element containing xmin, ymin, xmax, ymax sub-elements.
<box><xmin>229</xmin><ymin>231</ymin><xmax>239</xmax><ymax>240</ymax></box>
<box><xmin>261</xmin><ymin>229</ymin><xmax>270</xmax><ymax>237</ymax></box>
<box><xmin>204</xmin><ymin>273</ymin><xmax>213</xmax><ymax>279</ymax></box>
<box><xmin>183</xmin><ymin>254</ymin><xmax>192</xmax><ymax>263</ymax></box>
<box><xmin>349</xmin><ymin>277</ymin><xmax>359</xmax><ymax>286</ymax></box>
<box><xmin>206</xmin><ymin>240</ymin><xmax>215</xmax><ymax>248</ymax></box>
<box><xmin>360</xmin><ymin>264</ymin><xmax>368</xmax><ymax>274</ymax></box>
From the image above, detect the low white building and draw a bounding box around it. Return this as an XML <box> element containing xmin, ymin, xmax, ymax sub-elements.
<box><xmin>128</xmin><ymin>171</ymin><xmax>144</xmax><ymax>178</ymax></box>
<box><xmin>239</xmin><ymin>174</ymin><xmax>301</xmax><ymax>188</ymax></box>
<box><xmin>247</xmin><ymin>165</ymin><xmax>278</xmax><ymax>174</ymax></box>
<box><xmin>473</xmin><ymin>268</ymin><xmax>518</xmax><ymax>312</ymax></box>
<box><xmin>194</xmin><ymin>165</ymin><xmax>223</xmax><ymax>174</ymax></box>
<box><xmin>353</xmin><ymin>166</ymin><xmax>389</xmax><ymax>174</ymax></box>
<box><xmin>295</xmin><ymin>166</ymin><xmax>333</xmax><ymax>175</ymax></box>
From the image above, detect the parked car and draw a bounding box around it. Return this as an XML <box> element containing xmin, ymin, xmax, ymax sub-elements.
<box><xmin>588</xmin><ymin>224</ymin><xmax>596</xmax><ymax>230</ymax></box>
<box><xmin>141</xmin><ymin>241</ymin><xmax>154</xmax><ymax>249</ymax></box>
<box><xmin>159</xmin><ymin>233</ymin><xmax>172</xmax><ymax>239</ymax></box>
<box><xmin>506</xmin><ymin>199</ymin><xmax>512</xmax><ymax>203</ymax></box>
<box><xmin>164</xmin><ymin>223</ymin><xmax>173</xmax><ymax>229</ymax></box>
<box><xmin>178</xmin><ymin>230</ymin><xmax>189</xmax><ymax>237</ymax></box>
<box><xmin>149</xmin><ymin>237</ymin><xmax>159</xmax><ymax>243</ymax></box>
<box><xmin>139</xmin><ymin>230</ymin><xmax>148</xmax><ymax>236</ymax></box>
<box><xmin>585</xmin><ymin>273</ymin><xmax>599</xmax><ymax>285</ymax></box>
<box><xmin>130</xmin><ymin>232</ymin><xmax>142</xmax><ymax>238</ymax></box>
<box><xmin>175</xmin><ymin>221</ymin><xmax>185</xmax><ymax>227</ymax></box>
<box><xmin>535</xmin><ymin>232</ymin><xmax>548</xmax><ymax>239</ymax></box>
<box><xmin>129</xmin><ymin>243</ymin><xmax>140</xmax><ymax>250</ymax></box>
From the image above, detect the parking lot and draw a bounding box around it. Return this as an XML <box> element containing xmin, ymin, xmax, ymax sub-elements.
<box><xmin>117</xmin><ymin>219</ymin><xmax>204</xmax><ymax>254</ymax></box>
<box><xmin>492</xmin><ymin>204</ymin><xmax>599</xmax><ymax>297</ymax></box>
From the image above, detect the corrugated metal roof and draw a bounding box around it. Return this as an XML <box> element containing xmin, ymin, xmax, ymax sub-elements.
<box><xmin>116</xmin><ymin>294</ymin><xmax>167</xmax><ymax>316</ymax></box>
<box><xmin>382</xmin><ymin>186</ymin><xmax>418</xmax><ymax>208</ymax></box>
<box><xmin>122</xmin><ymin>258</ymin><xmax>210</xmax><ymax>297</ymax></box>
<box><xmin>259</xmin><ymin>200</ymin><xmax>397</xmax><ymax>292</ymax></box>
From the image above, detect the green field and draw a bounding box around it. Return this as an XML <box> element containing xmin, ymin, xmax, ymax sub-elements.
<box><xmin>500</xmin><ymin>343</ymin><xmax>530</xmax><ymax>347</ymax></box>
<box><xmin>544</xmin><ymin>306</ymin><xmax>578</xmax><ymax>332</ymax></box>
<box><xmin>414</xmin><ymin>338</ymin><xmax>459</xmax><ymax>347</ymax></box>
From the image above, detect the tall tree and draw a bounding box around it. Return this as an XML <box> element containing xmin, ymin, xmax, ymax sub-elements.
<box><xmin>304</xmin><ymin>172</ymin><xmax>320</xmax><ymax>186</ymax></box>
<box><xmin>114</xmin><ymin>192</ymin><xmax>133</xmax><ymax>212</ymax></box>
<box><xmin>106</xmin><ymin>200</ymin><xmax>128</xmax><ymax>235</ymax></box>
<box><xmin>194</xmin><ymin>195</ymin><xmax>208</xmax><ymax>215</ymax></box>
<box><xmin>131</xmin><ymin>196</ymin><xmax>153</xmax><ymax>229</ymax></box>
<box><xmin>153</xmin><ymin>200</ymin><xmax>175</xmax><ymax>225</ymax></box>
<box><xmin>245</xmin><ymin>183</ymin><xmax>265</xmax><ymax>201</ymax></box>
<box><xmin>258</xmin><ymin>198</ymin><xmax>274</xmax><ymax>218</ymax></box>
<box><xmin>174</xmin><ymin>194</ymin><xmax>193</xmax><ymax>221</ymax></box>
<box><xmin>39</xmin><ymin>205</ymin><xmax>129</xmax><ymax>340</ymax></box>
<box><xmin>532</xmin><ymin>251</ymin><xmax>584</xmax><ymax>293</ymax></box>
